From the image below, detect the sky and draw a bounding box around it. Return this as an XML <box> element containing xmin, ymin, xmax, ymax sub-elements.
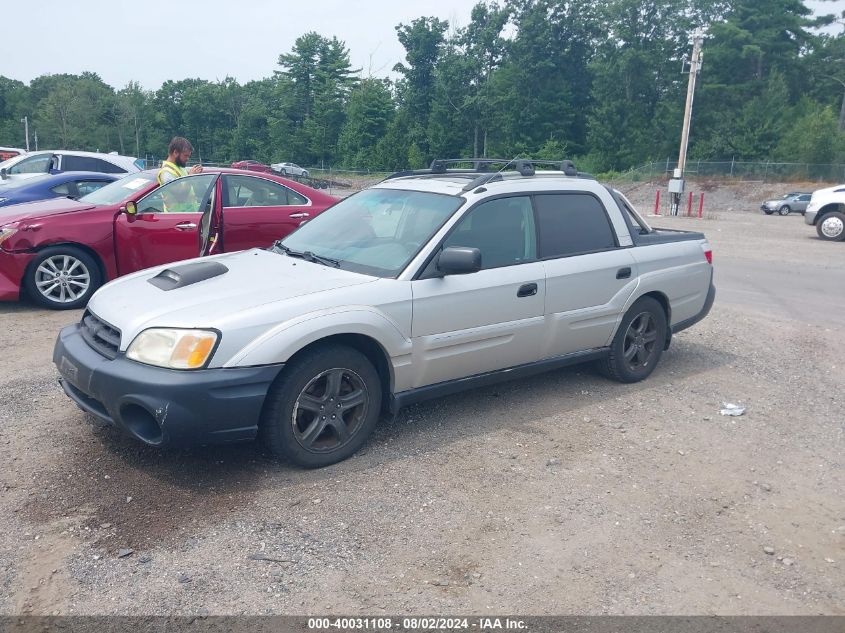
<box><xmin>2</xmin><ymin>0</ymin><xmax>844</xmax><ymax>91</ymax></box>
<box><xmin>1</xmin><ymin>0</ymin><xmax>481</xmax><ymax>90</ymax></box>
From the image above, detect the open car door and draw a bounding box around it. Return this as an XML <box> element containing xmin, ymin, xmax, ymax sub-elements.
<box><xmin>114</xmin><ymin>174</ymin><xmax>220</xmax><ymax>275</ymax></box>
<box><xmin>199</xmin><ymin>180</ymin><xmax>224</xmax><ymax>257</ymax></box>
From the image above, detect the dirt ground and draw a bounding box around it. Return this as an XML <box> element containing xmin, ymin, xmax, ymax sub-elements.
<box><xmin>0</xmin><ymin>181</ymin><xmax>842</xmax><ymax>616</ymax></box>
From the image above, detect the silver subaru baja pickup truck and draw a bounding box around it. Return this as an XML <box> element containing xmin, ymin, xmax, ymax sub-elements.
<box><xmin>53</xmin><ymin>159</ymin><xmax>715</xmax><ymax>468</ymax></box>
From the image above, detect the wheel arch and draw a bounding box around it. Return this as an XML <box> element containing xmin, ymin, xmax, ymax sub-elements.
<box><xmin>21</xmin><ymin>241</ymin><xmax>107</xmax><ymax>298</ymax></box>
<box><xmin>280</xmin><ymin>333</ymin><xmax>394</xmax><ymax>415</ymax></box>
<box><xmin>814</xmin><ymin>203</ymin><xmax>845</xmax><ymax>225</ymax></box>
<box><xmin>629</xmin><ymin>290</ymin><xmax>672</xmax><ymax>350</ymax></box>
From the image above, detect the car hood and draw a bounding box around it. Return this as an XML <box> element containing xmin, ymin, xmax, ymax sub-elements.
<box><xmin>88</xmin><ymin>248</ymin><xmax>378</xmax><ymax>348</ymax></box>
<box><xmin>0</xmin><ymin>196</ymin><xmax>95</xmax><ymax>223</ymax></box>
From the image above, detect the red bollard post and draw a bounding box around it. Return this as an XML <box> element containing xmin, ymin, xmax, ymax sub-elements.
<box><xmin>654</xmin><ymin>190</ymin><xmax>660</xmax><ymax>215</ymax></box>
<box><xmin>687</xmin><ymin>191</ymin><xmax>693</xmax><ymax>216</ymax></box>
<box><xmin>698</xmin><ymin>192</ymin><xmax>704</xmax><ymax>218</ymax></box>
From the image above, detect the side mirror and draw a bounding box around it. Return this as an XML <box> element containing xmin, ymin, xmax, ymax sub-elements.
<box><xmin>123</xmin><ymin>201</ymin><xmax>137</xmax><ymax>216</ymax></box>
<box><xmin>0</xmin><ymin>168</ymin><xmax>7</xmax><ymax>180</ymax></box>
<box><xmin>437</xmin><ymin>246</ymin><xmax>482</xmax><ymax>275</ymax></box>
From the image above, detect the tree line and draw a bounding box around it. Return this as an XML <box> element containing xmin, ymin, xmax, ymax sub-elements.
<box><xmin>1</xmin><ymin>0</ymin><xmax>844</xmax><ymax>174</ymax></box>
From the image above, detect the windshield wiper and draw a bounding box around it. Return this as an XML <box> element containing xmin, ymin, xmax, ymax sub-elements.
<box><xmin>271</xmin><ymin>241</ymin><xmax>340</xmax><ymax>267</ymax></box>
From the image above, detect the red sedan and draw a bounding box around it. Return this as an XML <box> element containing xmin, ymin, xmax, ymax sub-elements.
<box><xmin>0</xmin><ymin>168</ymin><xmax>337</xmax><ymax>309</ymax></box>
<box><xmin>230</xmin><ymin>160</ymin><xmax>274</xmax><ymax>174</ymax></box>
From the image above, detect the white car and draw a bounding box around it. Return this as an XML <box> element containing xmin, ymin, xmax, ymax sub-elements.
<box><xmin>271</xmin><ymin>162</ymin><xmax>309</xmax><ymax>178</ymax></box>
<box><xmin>0</xmin><ymin>150</ymin><xmax>142</xmax><ymax>182</ymax></box>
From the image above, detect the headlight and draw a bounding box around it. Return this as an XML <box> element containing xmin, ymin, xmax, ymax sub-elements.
<box><xmin>0</xmin><ymin>226</ymin><xmax>17</xmax><ymax>246</ymax></box>
<box><xmin>126</xmin><ymin>328</ymin><xmax>219</xmax><ymax>369</ymax></box>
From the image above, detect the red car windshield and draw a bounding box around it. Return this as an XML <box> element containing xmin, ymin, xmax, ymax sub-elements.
<box><xmin>79</xmin><ymin>172</ymin><xmax>157</xmax><ymax>205</ymax></box>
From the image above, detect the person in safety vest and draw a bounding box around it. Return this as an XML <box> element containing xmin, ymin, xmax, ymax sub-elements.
<box><xmin>157</xmin><ymin>136</ymin><xmax>202</xmax><ymax>185</ymax></box>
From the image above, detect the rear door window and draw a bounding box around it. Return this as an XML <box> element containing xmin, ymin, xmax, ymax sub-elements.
<box><xmin>534</xmin><ymin>193</ymin><xmax>617</xmax><ymax>259</ymax></box>
<box><xmin>223</xmin><ymin>174</ymin><xmax>308</xmax><ymax>207</ymax></box>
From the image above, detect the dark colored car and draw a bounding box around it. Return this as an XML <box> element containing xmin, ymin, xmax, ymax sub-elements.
<box><xmin>0</xmin><ymin>172</ymin><xmax>118</xmax><ymax>208</ymax></box>
<box><xmin>0</xmin><ymin>169</ymin><xmax>338</xmax><ymax>309</ymax></box>
<box><xmin>230</xmin><ymin>160</ymin><xmax>274</xmax><ymax>174</ymax></box>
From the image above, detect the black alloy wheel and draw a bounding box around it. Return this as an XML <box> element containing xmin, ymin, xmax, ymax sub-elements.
<box><xmin>600</xmin><ymin>296</ymin><xmax>667</xmax><ymax>383</ymax></box>
<box><xmin>259</xmin><ymin>345</ymin><xmax>382</xmax><ymax>467</ymax></box>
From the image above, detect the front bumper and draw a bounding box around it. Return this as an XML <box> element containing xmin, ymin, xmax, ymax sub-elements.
<box><xmin>804</xmin><ymin>209</ymin><xmax>818</xmax><ymax>225</ymax></box>
<box><xmin>0</xmin><ymin>250</ymin><xmax>32</xmax><ymax>301</ymax></box>
<box><xmin>53</xmin><ymin>323</ymin><xmax>283</xmax><ymax>446</ymax></box>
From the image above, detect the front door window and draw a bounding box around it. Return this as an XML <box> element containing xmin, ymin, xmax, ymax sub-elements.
<box><xmin>137</xmin><ymin>174</ymin><xmax>217</xmax><ymax>214</ymax></box>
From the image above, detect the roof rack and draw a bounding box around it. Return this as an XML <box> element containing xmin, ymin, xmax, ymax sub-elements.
<box><xmin>384</xmin><ymin>157</ymin><xmax>585</xmax><ymax>182</ymax></box>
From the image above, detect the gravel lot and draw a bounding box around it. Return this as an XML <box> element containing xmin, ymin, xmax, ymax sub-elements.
<box><xmin>0</xmin><ymin>182</ymin><xmax>842</xmax><ymax>616</ymax></box>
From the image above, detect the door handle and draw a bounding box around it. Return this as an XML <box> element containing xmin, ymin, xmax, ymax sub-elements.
<box><xmin>517</xmin><ymin>282</ymin><xmax>538</xmax><ymax>297</ymax></box>
<box><xmin>289</xmin><ymin>212</ymin><xmax>310</xmax><ymax>219</ymax></box>
<box><xmin>616</xmin><ymin>267</ymin><xmax>632</xmax><ymax>279</ymax></box>
<box><xmin>175</xmin><ymin>222</ymin><xmax>198</xmax><ymax>230</ymax></box>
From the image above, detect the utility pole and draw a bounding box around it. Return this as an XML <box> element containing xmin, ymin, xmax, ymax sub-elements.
<box><xmin>670</xmin><ymin>34</ymin><xmax>704</xmax><ymax>216</ymax></box>
<box><xmin>20</xmin><ymin>116</ymin><xmax>30</xmax><ymax>152</ymax></box>
<box><xmin>34</xmin><ymin>131</ymin><xmax>38</xmax><ymax>151</ymax></box>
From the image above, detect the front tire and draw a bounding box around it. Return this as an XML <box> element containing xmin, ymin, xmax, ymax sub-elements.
<box><xmin>600</xmin><ymin>297</ymin><xmax>668</xmax><ymax>383</ymax></box>
<box><xmin>24</xmin><ymin>246</ymin><xmax>102</xmax><ymax>310</ymax></box>
<box><xmin>259</xmin><ymin>345</ymin><xmax>382</xmax><ymax>468</ymax></box>
<box><xmin>778</xmin><ymin>205</ymin><xmax>791</xmax><ymax>216</ymax></box>
<box><xmin>816</xmin><ymin>212</ymin><xmax>845</xmax><ymax>241</ymax></box>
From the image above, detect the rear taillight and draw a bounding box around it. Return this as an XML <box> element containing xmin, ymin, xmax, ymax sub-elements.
<box><xmin>704</xmin><ymin>249</ymin><xmax>713</xmax><ymax>265</ymax></box>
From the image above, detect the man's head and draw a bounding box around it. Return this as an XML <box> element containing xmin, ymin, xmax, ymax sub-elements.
<box><xmin>167</xmin><ymin>137</ymin><xmax>193</xmax><ymax>168</ymax></box>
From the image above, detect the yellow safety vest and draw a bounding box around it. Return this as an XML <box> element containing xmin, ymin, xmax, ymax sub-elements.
<box><xmin>157</xmin><ymin>160</ymin><xmax>188</xmax><ymax>185</ymax></box>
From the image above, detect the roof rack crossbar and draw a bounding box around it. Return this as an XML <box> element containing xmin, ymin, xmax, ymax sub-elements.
<box><xmin>384</xmin><ymin>157</ymin><xmax>582</xmax><ymax>181</ymax></box>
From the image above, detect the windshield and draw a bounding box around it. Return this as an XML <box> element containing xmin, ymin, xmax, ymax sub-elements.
<box><xmin>79</xmin><ymin>172</ymin><xmax>157</xmax><ymax>205</ymax></box>
<box><xmin>279</xmin><ymin>188</ymin><xmax>463</xmax><ymax>277</ymax></box>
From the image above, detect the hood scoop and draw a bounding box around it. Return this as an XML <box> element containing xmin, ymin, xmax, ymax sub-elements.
<box><xmin>147</xmin><ymin>261</ymin><xmax>229</xmax><ymax>291</ymax></box>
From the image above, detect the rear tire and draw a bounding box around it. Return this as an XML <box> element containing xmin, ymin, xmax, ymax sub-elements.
<box><xmin>778</xmin><ymin>205</ymin><xmax>791</xmax><ymax>216</ymax></box>
<box><xmin>816</xmin><ymin>212</ymin><xmax>845</xmax><ymax>241</ymax></box>
<box><xmin>600</xmin><ymin>297</ymin><xmax>667</xmax><ymax>383</ymax></box>
<box><xmin>259</xmin><ymin>345</ymin><xmax>382</xmax><ymax>468</ymax></box>
<box><xmin>24</xmin><ymin>246</ymin><xmax>102</xmax><ymax>310</ymax></box>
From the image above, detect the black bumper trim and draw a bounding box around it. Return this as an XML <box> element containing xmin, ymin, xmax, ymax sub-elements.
<box><xmin>672</xmin><ymin>281</ymin><xmax>716</xmax><ymax>335</ymax></box>
<box><xmin>53</xmin><ymin>324</ymin><xmax>283</xmax><ymax>447</ymax></box>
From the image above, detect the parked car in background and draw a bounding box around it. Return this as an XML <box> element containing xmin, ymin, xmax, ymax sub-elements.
<box><xmin>0</xmin><ymin>150</ymin><xmax>142</xmax><ymax>182</ymax></box>
<box><xmin>0</xmin><ymin>147</ymin><xmax>25</xmax><ymax>162</ymax></box>
<box><xmin>0</xmin><ymin>172</ymin><xmax>118</xmax><ymax>207</ymax></box>
<box><xmin>231</xmin><ymin>160</ymin><xmax>273</xmax><ymax>174</ymax></box>
<box><xmin>0</xmin><ymin>169</ymin><xmax>338</xmax><ymax>309</ymax></box>
<box><xmin>760</xmin><ymin>192</ymin><xmax>811</xmax><ymax>216</ymax></box>
<box><xmin>804</xmin><ymin>184</ymin><xmax>845</xmax><ymax>241</ymax></box>
<box><xmin>51</xmin><ymin>158</ymin><xmax>714</xmax><ymax>467</ymax></box>
<box><xmin>271</xmin><ymin>162</ymin><xmax>309</xmax><ymax>177</ymax></box>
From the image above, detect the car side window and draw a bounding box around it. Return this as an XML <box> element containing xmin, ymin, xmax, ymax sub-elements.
<box><xmin>9</xmin><ymin>154</ymin><xmax>52</xmax><ymax>174</ymax></box>
<box><xmin>534</xmin><ymin>193</ymin><xmax>617</xmax><ymax>258</ymax></box>
<box><xmin>442</xmin><ymin>196</ymin><xmax>536</xmax><ymax>270</ymax></box>
<box><xmin>224</xmin><ymin>175</ymin><xmax>308</xmax><ymax>207</ymax></box>
<box><xmin>50</xmin><ymin>182</ymin><xmax>72</xmax><ymax>196</ymax></box>
<box><xmin>799</xmin><ymin>194</ymin><xmax>811</xmax><ymax>202</ymax></box>
<box><xmin>76</xmin><ymin>180</ymin><xmax>110</xmax><ymax>196</ymax></box>
<box><xmin>137</xmin><ymin>174</ymin><xmax>216</xmax><ymax>214</ymax></box>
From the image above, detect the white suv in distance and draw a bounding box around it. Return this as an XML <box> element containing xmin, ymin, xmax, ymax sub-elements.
<box><xmin>0</xmin><ymin>150</ymin><xmax>142</xmax><ymax>182</ymax></box>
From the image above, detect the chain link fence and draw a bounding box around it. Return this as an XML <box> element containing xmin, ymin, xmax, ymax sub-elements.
<box><xmin>616</xmin><ymin>160</ymin><xmax>845</xmax><ymax>184</ymax></box>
